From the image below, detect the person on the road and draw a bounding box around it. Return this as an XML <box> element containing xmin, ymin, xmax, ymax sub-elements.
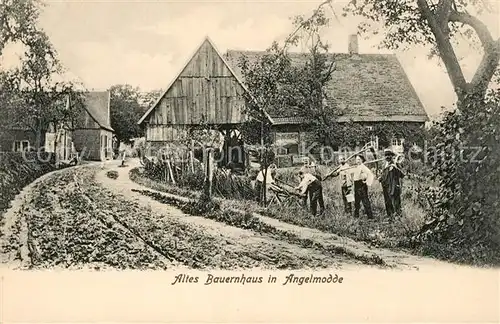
<box><xmin>352</xmin><ymin>155</ymin><xmax>374</xmax><ymax>220</ymax></box>
<box><xmin>379</xmin><ymin>149</ymin><xmax>405</xmax><ymax>220</ymax></box>
<box><xmin>295</xmin><ymin>169</ymin><xmax>325</xmax><ymax>216</ymax></box>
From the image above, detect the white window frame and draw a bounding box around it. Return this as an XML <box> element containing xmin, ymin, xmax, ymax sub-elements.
<box><xmin>12</xmin><ymin>140</ymin><xmax>30</xmax><ymax>152</ymax></box>
<box><xmin>391</xmin><ymin>138</ymin><xmax>403</xmax><ymax>147</ymax></box>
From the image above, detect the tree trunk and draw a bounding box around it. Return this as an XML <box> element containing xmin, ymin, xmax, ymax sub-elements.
<box><xmin>261</xmin><ymin>165</ymin><xmax>268</xmax><ymax>207</ymax></box>
<box><xmin>203</xmin><ymin>148</ymin><xmax>214</xmax><ymax>199</ymax></box>
<box><xmin>35</xmin><ymin>126</ymin><xmax>45</xmax><ymax>150</ymax></box>
<box><xmin>54</xmin><ymin>127</ymin><xmax>60</xmax><ymax>166</ymax></box>
<box><xmin>116</xmin><ymin>139</ymin><xmax>121</xmax><ymax>157</ymax></box>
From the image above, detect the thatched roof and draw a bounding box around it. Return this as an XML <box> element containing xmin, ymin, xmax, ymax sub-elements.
<box><xmin>80</xmin><ymin>91</ymin><xmax>113</xmax><ymax>131</ymax></box>
<box><xmin>224</xmin><ymin>50</ymin><xmax>429</xmax><ymax>123</ymax></box>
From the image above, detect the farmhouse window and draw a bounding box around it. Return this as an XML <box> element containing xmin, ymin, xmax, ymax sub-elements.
<box><xmin>12</xmin><ymin>140</ymin><xmax>30</xmax><ymax>152</ymax></box>
<box><xmin>287</xmin><ymin>144</ymin><xmax>299</xmax><ymax>155</ymax></box>
<box><xmin>391</xmin><ymin>138</ymin><xmax>404</xmax><ymax>147</ymax></box>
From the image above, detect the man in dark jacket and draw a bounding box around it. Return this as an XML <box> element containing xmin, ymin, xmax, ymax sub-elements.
<box><xmin>379</xmin><ymin>149</ymin><xmax>405</xmax><ymax>220</ymax></box>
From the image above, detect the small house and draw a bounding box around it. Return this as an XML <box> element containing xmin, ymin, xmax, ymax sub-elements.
<box><xmin>71</xmin><ymin>91</ymin><xmax>114</xmax><ymax>161</ymax></box>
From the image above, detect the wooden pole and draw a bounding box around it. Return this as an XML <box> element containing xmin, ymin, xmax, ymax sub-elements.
<box><xmin>167</xmin><ymin>159</ymin><xmax>176</xmax><ymax>185</ymax></box>
<box><xmin>262</xmin><ymin>163</ymin><xmax>268</xmax><ymax>206</ymax></box>
<box><xmin>190</xmin><ymin>140</ymin><xmax>195</xmax><ymax>173</ymax></box>
<box><xmin>203</xmin><ymin>148</ymin><xmax>213</xmax><ymax>199</ymax></box>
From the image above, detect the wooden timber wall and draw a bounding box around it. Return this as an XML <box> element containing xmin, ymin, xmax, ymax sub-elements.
<box><xmin>145</xmin><ymin>39</ymin><xmax>247</xmax><ymax>142</ymax></box>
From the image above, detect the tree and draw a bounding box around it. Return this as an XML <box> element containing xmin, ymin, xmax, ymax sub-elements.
<box><xmin>138</xmin><ymin>89</ymin><xmax>164</xmax><ymax>111</ymax></box>
<box><xmin>109</xmin><ymin>84</ymin><xmax>145</xmax><ymax>147</ymax></box>
<box><xmin>343</xmin><ymin>0</ymin><xmax>499</xmax><ymax>102</ymax></box>
<box><xmin>1</xmin><ymin>0</ymin><xmax>79</xmax><ymax>150</ymax></box>
<box><xmin>238</xmin><ymin>8</ymin><xmax>336</xmax><ymax>149</ymax></box>
<box><xmin>2</xmin><ymin>31</ymin><xmax>79</xmax><ymax>149</ymax></box>
<box><xmin>340</xmin><ymin>0</ymin><xmax>500</xmax><ymax>263</ymax></box>
<box><xmin>0</xmin><ymin>0</ymin><xmax>43</xmax><ymax>55</ymax></box>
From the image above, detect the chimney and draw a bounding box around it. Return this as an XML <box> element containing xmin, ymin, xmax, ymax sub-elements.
<box><xmin>348</xmin><ymin>34</ymin><xmax>359</xmax><ymax>54</ymax></box>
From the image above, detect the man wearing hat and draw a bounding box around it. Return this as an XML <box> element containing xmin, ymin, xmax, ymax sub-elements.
<box><xmin>379</xmin><ymin>149</ymin><xmax>405</xmax><ymax>220</ymax></box>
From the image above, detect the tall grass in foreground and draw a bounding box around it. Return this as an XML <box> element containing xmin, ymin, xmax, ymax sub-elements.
<box><xmin>269</xmin><ymin>167</ymin><xmax>427</xmax><ymax>248</ymax></box>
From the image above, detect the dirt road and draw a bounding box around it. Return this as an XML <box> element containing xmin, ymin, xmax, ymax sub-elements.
<box><xmin>0</xmin><ymin>159</ymin><xmax>473</xmax><ymax>271</ymax></box>
<box><xmin>0</xmin><ymin>163</ymin><xmax>357</xmax><ymax>270</ymax></box>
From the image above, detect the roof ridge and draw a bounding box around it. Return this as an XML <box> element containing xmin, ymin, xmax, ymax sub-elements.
<box><xmin>226</xmin><ymin>49</ymin><xmax>396</xmax><ymax>57</ymax></box>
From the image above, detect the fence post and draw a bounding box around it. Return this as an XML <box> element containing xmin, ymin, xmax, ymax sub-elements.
<box><xmin>203</xmin><ymin>148</ymin><xmax>214</xmax><ymax>199</ymax></box>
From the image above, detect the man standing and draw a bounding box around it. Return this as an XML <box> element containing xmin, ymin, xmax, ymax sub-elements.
<box><xmin>295</xmin><ymin>169</ymin><xmax>325</xmax><ymax>216</ymax></box>
<box><xmin>352</xmin><ymin>155</ymin><xmax>375</xmax><ymax>220</ymax></box>
<box><xmin>379</xmin><ymin>149</ymin><xmax>405</xmax><ymax>220</ymax></box>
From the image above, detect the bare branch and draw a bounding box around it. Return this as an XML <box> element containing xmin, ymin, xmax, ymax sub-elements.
<box><xmin>283</xmin><ymin>0</ymin><xmax>332</xmax><ymax>50</ymax></box>
<box><xmin>322</xmin><ymin>61</ymin><xmax>336</xmax><ymax>83</ymax></box>
<box><xmin>417</xmin><ymin>0</ymin><xmax>468</xmax><ymax>96</ymax></box>
<box><xmin>448</xmin><ymin>9</ymin><xmax>494</xmax><ymax>48</ymax></box>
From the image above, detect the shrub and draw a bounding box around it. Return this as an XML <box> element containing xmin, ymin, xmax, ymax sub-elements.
<box><xmin>413</xmin><ymin>93</ymin><xmax>500</xmax><ymax>265</ymax></box>
<box><xmin>142</xmin><ymin>157</ymin><xmax>255</xmax><ymax>201</ymax></box>
<box><xmin>0</xmin><ymin>152</ymin><xmax>59</xmax><ymax>217</ymax></box>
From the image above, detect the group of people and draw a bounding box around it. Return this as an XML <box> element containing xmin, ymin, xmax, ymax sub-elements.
<box><xmin>254</xmin><ymin>148</ymin><xmax>406</xmax><ymax>221</ymax></box>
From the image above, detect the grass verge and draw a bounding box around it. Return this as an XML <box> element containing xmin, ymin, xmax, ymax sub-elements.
<box><xmin>131</xmin><ymin>188</ymin><xmax>387</xmax><ymax>267</ymax></box>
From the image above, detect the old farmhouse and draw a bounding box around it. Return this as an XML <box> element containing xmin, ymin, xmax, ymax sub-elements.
<box><xmin>139</xmin><ymin>35</ymin><xmax>428</xmax><ymax>166</ymax></box>
<box><xmin>224</xmin><ymin>34</ymin><xmax>429</xmax><ymax>156</ymax></box>
<box><xmin>137</xmin><ymin>37</ymin><xmax>271</xmax><ymax>168</ymax></box>
<box><xmin>45</xmin><ymin>90</ymin><xmax>114</xmax><ymax>161</ymax></box>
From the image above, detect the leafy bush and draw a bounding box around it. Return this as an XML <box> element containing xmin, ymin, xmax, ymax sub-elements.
<box><xmin>0</xmin><ymin>152</ymin><xmax>58</xmax><ymax>216</ymax></box>
<box><xmin>413</xmin><ymin>93</ymin><xmax>500</xmax><ymax>265</ymax></box>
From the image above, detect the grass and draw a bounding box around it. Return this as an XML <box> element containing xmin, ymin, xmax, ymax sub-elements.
<box><xmin>129</xmin><ymin>166</ymin><xmax>427</xmax><ymax>251</ymax></box>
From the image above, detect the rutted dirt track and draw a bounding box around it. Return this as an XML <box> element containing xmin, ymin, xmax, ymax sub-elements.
<box><xmin>1</xmin><ymin>163</ymin><xmax>360</xmax><ymax>270</ymax></box>
<box><xmin>0</xmin><ymin>160</ymin><xmax>450</xmax><ymax>270</ymax></box>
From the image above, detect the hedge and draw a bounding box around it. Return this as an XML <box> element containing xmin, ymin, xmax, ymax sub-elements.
<box><xmin>0</xmin><ymin>152</ymin><xmax>58</xmax><ymax>216</ymax></box>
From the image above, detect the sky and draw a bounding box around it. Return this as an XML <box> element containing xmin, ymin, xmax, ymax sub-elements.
<box><xmin>2</xmin><ymin>0</ymin><xmax>500</xmax><ymax>119</ymax></box>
